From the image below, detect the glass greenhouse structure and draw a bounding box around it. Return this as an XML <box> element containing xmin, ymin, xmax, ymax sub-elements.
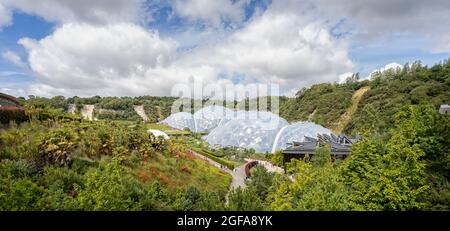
<box><xmin>270</xmin><ymin>122</ymin><xmax>332</xmax><ymax>153</ymax></box>
<box><xmin>204</xmin><ymin>111</ymin><xmax>289</xmax><ymax>153</ymax></box>
<box><xmin>160</xmin><ymin>112</ymin><xmax>196</xmax><ymax>131</ymax></box>
<box><xmin>161</xmin><ymin>106</ymin><xmax>333</xmax><ymax>153</ymax></box>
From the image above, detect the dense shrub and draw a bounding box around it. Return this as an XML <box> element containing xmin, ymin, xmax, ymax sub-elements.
<box><xmin>38</xmin><ymin>128</ymin><xmax>77</xmax><ymax>166</ymax></box>
<box><xmin>0</xmin><ymin>107</ymin><xmax>27</xmax><ymax>124</ymax></box>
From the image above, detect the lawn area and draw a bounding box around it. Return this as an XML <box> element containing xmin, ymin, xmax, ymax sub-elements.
<box><xmin>145</xmin><ymin>123</ymin><xmax>173</xmax><ymax>131</ymax></box>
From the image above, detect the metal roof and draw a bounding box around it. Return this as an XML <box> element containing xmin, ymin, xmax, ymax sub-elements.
<box><xmin>282</xmin><ymin>133</ymin><xmax>356</xmax><ymax>156</ymax></box>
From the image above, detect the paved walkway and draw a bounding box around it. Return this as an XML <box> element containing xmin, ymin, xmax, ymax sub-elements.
<box><xmin>244</xmin><ymin>158</ymin><xmax>284</xmax><ymax>174</ymax></box>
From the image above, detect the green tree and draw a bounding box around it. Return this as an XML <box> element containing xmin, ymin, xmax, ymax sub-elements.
<box><xmin>270</xmin><ymin>150</ymin><xmax>284</xmax><ymax>167</ymax></box>
<box><xmin>341</xmin><ymin>106</ymin><xmax>430</xmax><ymax>210</ymax></box>
<box><xmin>76</xmin><ymin>160</ymin><xmax>144</xmax><ymax>211</ymax></box>
<box><xmin>245</xmin><ymin>166</ymin><xmax>274</xmax><ymax>201</ymax></box>
<box><xmin>227</xmin><ymin>187</ymin><xmax>263</xmax><ymax>211</ymax></box>
<box><xmin>0</xmin><ymin>178</ymin><xmax>45</xmax><ymax>211</ymax></box>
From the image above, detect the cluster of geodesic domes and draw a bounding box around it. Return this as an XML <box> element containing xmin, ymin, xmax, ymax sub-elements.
<box><xmin>161</xmin><ymin>105</ymin><xmax>332</xmax><ymax>153</ymax></box>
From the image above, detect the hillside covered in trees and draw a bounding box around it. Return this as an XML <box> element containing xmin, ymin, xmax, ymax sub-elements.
<box><xmin>24</xmin><ymin>59</ymin><xmax>448</xmax><ymax>134</ymax></box>
<box><xmin>20</xmin><ymin>96</ymin><xmax>177</xmax><ymax>123</ymax></box>
<box><xmin>280</xmin><ymin>60</ymin><xmax>450</xmax><ymax>135</ymax></box>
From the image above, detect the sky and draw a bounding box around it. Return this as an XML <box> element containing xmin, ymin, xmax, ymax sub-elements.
<box><xmin>0</xmin><ymin>0</ymin><xmax>449</xmax><ymax>98</ymax></box>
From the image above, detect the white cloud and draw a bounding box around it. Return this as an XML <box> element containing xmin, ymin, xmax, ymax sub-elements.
<box><xmin>172</xmin><ymin>0</ymin><xmax>248</xmax><ymax>26</ymax></box>
<box><xmin>0</xmin><ymin>71</ymin><xmax>25</xmax><ymax>77</ymax></box>
<box><xmin>184</xmin><ymin>10</ymin><xmax>354</xmax><ymax>92</ymax></box>
<box><xmin>2</xmin><ymin>50</ymin><xmax>25</xmax><ymax>67</ymax></box>
<box><xmin>368</xmin><ymin>62</ymin><xmax>403</xmax><ymax>79</ymax></box>
<box><xmin>1</xmin><ymin>0</ymin><xmax>144</xmax><ymax>26</ymax></box>
<box><xmin>284</xmin><ymin>0</ymin><xmax>450</xmax><ymax>53</ymax></box>
<box><xmin>0</xmin><ymin>2</ymin><xmax>12</xmax><ymax>29</ymax></box>
<box><xmin>338</xmin><ymin>72</ymin><xmax>354</xmax><ymax>84</ymax></box>
<box><xmin>18</xmin><ymin>23</ymin><xmax>185</xmax><ymax>96</ymax></box>
<box><xmin>10</xmin><ymin>0</ymin><xmax>355</xmax><ymax>98</ymax></box>
<box><xmin>283</xmin><ymin>88</ymin><xmax>299</xmax><ymax>98</ymax></box>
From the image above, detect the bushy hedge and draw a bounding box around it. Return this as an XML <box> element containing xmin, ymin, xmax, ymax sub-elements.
<box><xmin>0</xmin><ymin>107</ymin><xmax>28</xmax><ymax>124</ymax></box>
<box><xmin>191</xmin><ymin>147</ymin><xmax>236</xmax><ymax>170</ymax></box>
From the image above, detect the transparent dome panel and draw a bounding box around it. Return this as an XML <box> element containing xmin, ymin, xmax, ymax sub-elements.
<box><xmin>160</xmin><ymin>112</ymin><xmax>196</xmax><ymax>131</ymax></box>
<box><xmin>193</xmin><ymin>105</ymin><xmax>234</xmax><ymax>132</ymax></box>
<box><xmin>271</xmin><ymin>122</ymin><xmax>332</xmax><ymax>153</ymax></box>
<box><xmin>218</xmin><ymin>110</ymin><xmax>286</xmax><ymax>128</ymax></box>
<box><xmin>204</xmin><ymin>111</ymin><xmax>289</xmax><ymax>153</ymax></box>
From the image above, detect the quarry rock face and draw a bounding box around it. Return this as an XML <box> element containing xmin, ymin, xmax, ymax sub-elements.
<box><xmin>134</xmin><ymin>105</ymin><xmax>149</xmax><ymax>122</ymax></box>
<box><xmin>81</xmin><ymin>105</ymin><xmax>95</xmax><ymax>121</ymax></box>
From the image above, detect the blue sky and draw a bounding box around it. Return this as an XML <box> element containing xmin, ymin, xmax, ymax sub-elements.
<box><xmin>0</xmin><ymin>12</ymin><xmax>54</xmax><ymax>86</ymax></box>
<box><xmin>0</xmin><ymin>0</ymin><xmax>449</xmax><ymax>97</ymax></box>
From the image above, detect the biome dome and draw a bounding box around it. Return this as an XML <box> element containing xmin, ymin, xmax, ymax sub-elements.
<box><xmin>271</xmin><ymin>121</ymin><xmax>332</xmax><ymax>153</ymax></box>
<box><xmin>204</xmin><ymin>111</ymin><xmax>289</xmax><ymax>153</ymax></box>
<box><xmin>161</xmin><ymin>107</ymin><xmax>333</xmax><ymax>153</ymax></box>
<box><xmin>193</xmin><ymin>105</ymin><xmax>234</xmax><ymax>132</ymax></box>
<box><xmin>160</xmin><ymin>112</ymin><xmax>196</xmax><ymax>131</ymax></box>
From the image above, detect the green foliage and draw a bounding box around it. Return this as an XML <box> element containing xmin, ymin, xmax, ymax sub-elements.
<box><xmin>191</xmin><ymin>147</ymin><xmax>236</xmax><ymax>170</ymax></box>
<box><xmin>280</xmin><ymin>83</ymin><xmax>359</xmax><ymax>127</ymax></box>
<box><xmin>311</xmin><ymin>144</ymin><xmax>331</xmax><ymax>168</ymax></box>
<box><xmin>0</xmin><ymin>159</ymin><xmax>34</xmax><ymax>178</ymax></box>
<box><xmin>392</xmin><ymin>104</ymin><xmax>450</xmax><ymax>210</ymax></box>
<box><xmin>245</xmin><ymin>166</ymin><xmax>275</xmax><ymax>201</ymax></box>
<box><xmin>270</xmin><ymin>150</ymin><xmax>284</xmax><ymax>167</ymax></box>
<box><xmin>293</xmin><ymin>165</ymin><xmax>350</xmax><ymax>211</ymax></box>
<box><xmin>21</xmin><ymin>94</ymin><xmax>179</xmax><ymax>122</ymax></box>
<box><xmin>394</xmin><ymin>104</ymin><xmax>450</xmax><ymax>177</ymax></box>
<box><xmin>0</xmin><ymin>107</ymin><xmax>28</xmax><ymax>124</ymax></box>
<box><xmin>279</xmin><ymin>60</ymin><xmax>449</xmax><ymax>136</ymax></box>
<box><xmin>344</xmin><ymin>61</ymin><xmax>450</xmax><ymax>135</ymax></box>
<box><xmin>197</xmin><ymin>191</ymin><xmax>226</xmax><ymax>211</ymax></box>
<box><xmin>0</xmin><ymin>178</ymin><xmax>45</xmax><ymax>211</ymax></box>
<box><xmin>267</xmin><ymin>154</ymin><xmax>350</xmax><ymax>211</ymax></box>
<box><xmin>227</xmin><ymin>187</ymin><xmax>263</xmax><ymax>211</ymax></box>
<box><xmin>39</xmin><ymin>166</ymin><xmax>84</xmax><ymax>193</ymax></box>
<box><xmin>341</xmin><ymin>111</ymin><xmax>429</xmax><ymax>210</ymax></box>
<box><xmin>76</xmin><ymin>160</ymin><xmax>144</xmax><ymax>211</ymax></box>
<box><xmin>38</xmin><ymin>128</ymin><xmax>77</xmax><ymax>166</ymax></box>
<box><xmin>0</xmin><ymin>119</ymin><xmax>231</xmax><ymax>211</ymax></box>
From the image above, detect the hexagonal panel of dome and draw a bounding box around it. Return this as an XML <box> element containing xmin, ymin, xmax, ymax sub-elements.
<box><xmin>160</xmin><ymin>112</ymin><xmax>196</xmax><ymax>131</ymax></box>
<box><xmin>193</xmin><ymin>105</ymin><xmax>234</xmax><ymax>133</ymax></box>
<box><xmin>203</xmin><ymin>111</ymin><xmax>289</xmax><ymax>153</ymax></box>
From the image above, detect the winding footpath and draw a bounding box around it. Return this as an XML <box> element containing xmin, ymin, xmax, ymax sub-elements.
<box><xmin>190</xmin><ymin>150</ymin><xmax>292</xmax><ymax>204</ymax></box>
<box><xmin>190</xmin><ymin>150</ymin><xmax>247</xmax><ymax>189</ymax></box>
<box><xmin>190</xmin><ymin>151</ymin><xmax>285</xmax><ymax>190</ymax></box>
